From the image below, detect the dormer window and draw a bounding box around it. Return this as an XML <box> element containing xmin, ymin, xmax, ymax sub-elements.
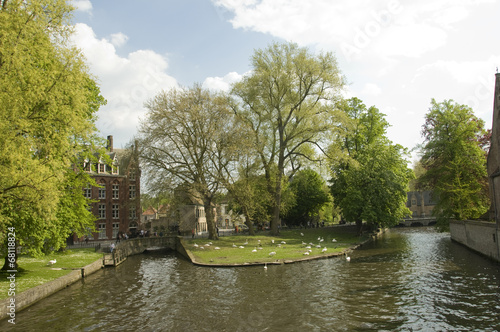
<box><xmin>99</xmin><ymin>163</ymin><xmax>105</xmax><ymax>173</ymax></box>
<box><xmin>129</xmin><ymin>169</ymin><xmax>136</xmax><ymax>181</ymax></box>
<box><xmin>112</xmin><ymin>165</ymin><xmax>119</xmax><ymax>175</ymax></box>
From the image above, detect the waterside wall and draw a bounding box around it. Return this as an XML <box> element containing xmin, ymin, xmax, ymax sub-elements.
<box><xmin>450</xmin><ymin>220</ymin><xmax>500</xmax><ymax>263</ymax></box>
<box><xmin>0</xmin><ymin>258</ymin><xmax>103</xmax><ymax>321</ymax></box>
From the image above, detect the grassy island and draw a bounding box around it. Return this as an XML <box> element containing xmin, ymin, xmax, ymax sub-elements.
<box><xmin>185</xmin><ymin>227</ymin><xmax>367</xmax><ymax>266</ymax></box>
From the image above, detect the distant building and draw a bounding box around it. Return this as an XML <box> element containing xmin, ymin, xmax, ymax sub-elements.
<box><xmin>406</xmin><ymin>191</ymin><xmax>436</xmax><ymax>218</ymax></box>
<box><xmin>81</xmin><ymin>135</ymin><xmax>141</xmax><ymax>241</ymax></box>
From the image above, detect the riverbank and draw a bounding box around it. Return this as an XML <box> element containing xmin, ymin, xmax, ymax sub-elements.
<box><xmin>184</xmin><ymin>226</ymin><xmax>378</xmax><ymax>266</ymax></box>
<box><xmin>0</xmin><ymin>248</ymin><xmax>103</xmax><ymax>321</ymax></box>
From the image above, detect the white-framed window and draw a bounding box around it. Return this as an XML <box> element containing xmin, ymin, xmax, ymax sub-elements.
<box><xmin>98</xmin><ymin>223</ymin><xmax>107</xmax><ymax>239</ymax></box>
<box><xmin>98</xmin><ymin>204</ymin><xmax>106</xmax><ymax>219</ymax></box>
<box><xmin>112</xmin><ymin>204</ymin><xmax>119</xmax><ymax>219</ymax></box>
<box><xmin>84</xmin><ymin>185</ymin><xmax>92</xmax><ymax>199</ymax></box>
<box><xmin>112</xmin><ymin>184</ymin><xmax>119</xmax><ymax>199</ymax></box>
<box><xmin>129</xmin><ymin>185</ymin><xmax>136</xmax><ymax>199</ymax></box>
<box><xmin>129</xmin><ymin>205</ymin><xmax>136</xmax><ymax>219</ymax></box>
<box><xmin>112</xmin><ymin>222</ymin><xmax>119</xmax><ymax>239</ymax></box>
<box><xmin>129</xmin><ymin>169</ymin><xmax>136</xmax><ymax>181</ymax></box>
<box><xmin>98</xmin><ymin>163</ymin><xmax>105</xmax><ymax>173</ymax></box>
<box><xmin>98</xmin><ymin>186</ymin><xmax>106</xmax><ymax>199</ymax></box>
<box><xmin>112</xmin><ymin>164</ymin><xmax>119</xmax><ymax>175</ymax></box>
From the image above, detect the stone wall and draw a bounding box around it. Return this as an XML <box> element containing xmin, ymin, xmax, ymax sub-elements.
<box><xmin>0</xmin><ymin>258</ymin><xmax>103</xmax><ymax>321</ymax></box>
<box><xmin>450</xmin><ymin>220</ymin><xmax>500</xmax><ymax>262</ymax></box>
<box><xmin>115</xmin><ymin>236</ymin><xmax>177</xmax><ymax>257</ymax></box>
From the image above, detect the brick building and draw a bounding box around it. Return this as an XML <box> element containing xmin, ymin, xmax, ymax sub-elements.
<box><xmin>81</xmin><ymin>135</ymin><xmax>141</xmax><ymax>241</ymax></box>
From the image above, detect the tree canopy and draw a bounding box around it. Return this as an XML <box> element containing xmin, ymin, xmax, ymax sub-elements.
<box><xmin>139</xmin><ymin>85</ymin><xmax>245</xmax><ymax>240</ymax></box>
<box><xmin>283</xmin><ymin>169</ymin><xmax>331</xmax><ymax>227</ymax></box>
<box><xmin>418</xmin><ymin>99</ymin><xmax>490</xmax><ymax>229</ymax></box>
<box><xmin>330</xmin><ymin>98</ymin><xmax>413</xmax><ymax>232</ymax></box>
<box><xmin>232</xmin><ymin>42</ymin><xmax>345</xmax><ymax>235</ymax></box>
<box><xmin>0</xmin><ymin>0</ymin><xmax>106</xmax><ymax>263</ymax></box>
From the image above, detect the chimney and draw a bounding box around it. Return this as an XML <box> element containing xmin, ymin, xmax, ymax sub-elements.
<box><xmin>107</xmin><ymin>135</ymin><xmax>113</xmax><ymax>152</ymax></box>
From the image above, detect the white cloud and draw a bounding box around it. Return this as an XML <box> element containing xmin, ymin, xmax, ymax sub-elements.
<box><xmin>361</xmin><ymin>83</ymin><xmax>382</xmax><ymax>97</ymax></box>
<box><xmin>202</xmin><ymin>71</ymin><xmax>244</xmax><ymax>92</ymax></box>
<box><xmin>109</xmin><ymin>33</ymin><xmax>128</xmax><ymax>48</ymax></box>
<box><xmin>71</xmin><ymin>0</ymin><xmax>92</xmax><ymax>13</ymax></box>
<box><xmin>71</xmin><ymin>23</ymin><xmax>178</xmax><ymax>147</ymax></box>
<box><xmin>213</xmin><ymin>0</ymin><xmax>492</xmax><ymax>63</ymax></box>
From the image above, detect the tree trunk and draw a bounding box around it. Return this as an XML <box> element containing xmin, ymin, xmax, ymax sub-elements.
<box><xmin>204</xmin><ymin>201</ymin><xmax>218</xmax><ymax>240</ymax></box>
<box><xmin>242</xmin><ymin>206</ymin><xmax>255</xmax><ymax>236</ymax></box>
<box><xmin>270</xmin><ymin>189</ymin><xmax>281</xmax><ymax>236</ymax></box>
<box><xmin>355</xmin><ymin>219</ymin><xmax>363</xmax><ymax>236</ymax></box>
<box><xmin>1</xmin><ymin>238</ymin><xmax>18</xmax><ymax>271</ymax></box>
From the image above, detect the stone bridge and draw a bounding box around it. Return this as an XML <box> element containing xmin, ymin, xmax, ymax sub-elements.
<box><xmin>396</xmin><ymin>218</ymin><xmax>437</xmax><ymax>227</ymax></box>
<box><xmin>103</xmin><ymin>236</ymin><xmax>192</xmax><ymax>266</ymax></box>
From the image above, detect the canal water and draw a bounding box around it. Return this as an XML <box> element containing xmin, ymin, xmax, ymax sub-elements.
<box><xmin>2</xmin><ymin>228</ymin><xmax>499</xmax><ymax>331</ymax></box>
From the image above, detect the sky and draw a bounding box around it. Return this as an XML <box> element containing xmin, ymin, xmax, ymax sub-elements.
<box><xmin>70</xmin><ymin>0</ymin><xmax>500</xmax><ymax>163</ymax></box>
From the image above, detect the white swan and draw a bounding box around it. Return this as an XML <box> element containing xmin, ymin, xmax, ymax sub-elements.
<box><xmin>48</xmin><ymin>259</ymin><xmax>56</xmax><ymax>265</ymax></box>
<box><xmin>322</xmin><ymin>247</ymin><xmax>327</xmax><ymax>253</ymax></box>
<box><xmin>269</xmin><ymin>251</ymin><xmax>276</xmax><ymax>256</ymax></box>
<box><xmin>252</xmin><ymin>247</ymin><xmax>257</xmax><ymax>253</ymax></box>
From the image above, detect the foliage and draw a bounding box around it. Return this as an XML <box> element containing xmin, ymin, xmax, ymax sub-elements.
<box><xmin>283</xmin><ymin>169</ymin><xmax>331</xmax><ymax>226</ymax></box>
<box><xmin>231</xmin><ymin>41</ymin><xmax>345</xmax><ymax>235</ymax></box>
<box><xmin>139</xmin><ymin>85</ymin><xmax>245</xmax><ymax>240</ymax></box>
<box><xmin>0</xmin><ymin>0</ymin><xmax>105</xmax><ymax>262</ymax></box>
<box><xmin>330</xmin><ymin>98</ymin><xmax>414</xmax><ymax>231</ymax></box>
<box><xmin>418</xmin><ymin>99</ymin><xmax>490</xmax><ymax>229</ymax></box>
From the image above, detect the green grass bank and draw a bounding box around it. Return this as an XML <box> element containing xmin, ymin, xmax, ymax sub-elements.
<box><xmin>0</xmin><ymin>248</ymin><xmax>102</xmax><ymax>300</ymax></box>
<box><xmin>185</xmin><ymin>227</ymin><xmax>368</xmax><ymax>265</ymax></box>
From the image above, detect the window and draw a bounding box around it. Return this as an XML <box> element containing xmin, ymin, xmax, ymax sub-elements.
<box><xmin>129</xmin><ymin>169</ymin><xmax>136</xmax><ymax>181</ymax></box>
<box><xmin>129</xmin><ymin>185</ymin><xmax>136</xmax><ymax>199</ymax></box>
<box><xmin>98</xmin><ymin>186</ymin><xmax>106</xmax><ymax>199</ymax></box>
<box><xmin>112</xmin><ymin>184</ymin><xmax>119</xmax><ymax>199</ymax></box>
<box><xmin>112</xmin><ymin>165</ymin><xmax>119</xmax><ymax>175</ymax></box>
<box><xmin>98</xmin><ymin>204</ymin><xmax>106</xmax><ymax>219</ymax></box>
<box><xmin>129</xmin><ymin>205</ymin><xmax>136</xmax><ymax>219</ymax></box>
<box><xmin>84</xmin><ymin>185</ymin><xmax>92</xmax><ymax>199</ymax></box>
<box><xmin>99</xmin><ymin>163</ymin><xmax>105</xmax><ymax>173</ymax></box>
<box><xmin>98</xmin><ymin>223</ymin><xmax>106</xmax><ymax>239</ymax></box>
<box><xmin>112</xmin><ymin>223</ymin><xmax>119</xmax><ymax>239</ymax></box>
<box><xmin>112</xmin><ymin>204</ymin><xmax>119</xmax><ymax>219</ymax></box>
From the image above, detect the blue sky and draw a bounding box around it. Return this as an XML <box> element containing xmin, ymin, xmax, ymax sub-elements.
<box><xmin>71</xmin><ymin>0</ymin><xmax>500</xmax><ymax>162</ymax></box>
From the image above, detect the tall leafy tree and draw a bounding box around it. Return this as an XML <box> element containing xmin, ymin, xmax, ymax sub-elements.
<box><xmin>283</xmin><ymin>169</ymin><xmax>331</xmax><ymax>226</ymax></box>
<box><xmin>0</xmin><ymin>0</ymin><xmax>106</xmax><ymax>267</ymax></box>
<box><xmin>139</xmin><ymin>85</ymin><xmax>244</xmax><ymax>240</ymax></box>
<box><xmin>330</xmin><ymin>98</ymin><xmax>413</xmax><ymax>233</ymax></box>
<box><xmin>418</xmin><ymin>99</ymin><xmax>490</xmax><ymax>229</ymax></box>
<box><xmin>232</xmin><ymin>42</ymin><xmax>345</xmax><ymax>235</ymax></box>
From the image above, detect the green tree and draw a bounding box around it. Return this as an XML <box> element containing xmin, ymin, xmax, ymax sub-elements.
<box><xmin>139</xmin><ymin>85</ymin><xmax>244</xmax><ymax>240</ymax></box>
<box><xmin>0</xmin><ymin>0</ymin><xmax>106</xmax><ymax>268</ymax></box>
<box><xmin>283</xmin><ymin>169</ymin><xmax>331</xmax><ymax>226</ymax></box>
<box><xmin>330</xmin><ymin>98</ymin><xmax>413</xmax><ymax>233</ymax></box>
<box><xmin>418</xmin><ymin>99</ymin><xmax>490</xmax><ymax>229</ymax></box>
<box><xmin>231</xmin><ymin>42</ymin><xmax>345</xmax><ymax>235</ymax></box>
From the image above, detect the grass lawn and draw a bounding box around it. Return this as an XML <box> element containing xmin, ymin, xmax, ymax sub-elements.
<box><xmin>186</xmin><ymin>227</ymin><xmax>366</xmax><ymax>265</ymax></box>
<box><xmin>0</xmin><ymin>248</ymin><xmax>102</xmax><ymax>300</ymax></box>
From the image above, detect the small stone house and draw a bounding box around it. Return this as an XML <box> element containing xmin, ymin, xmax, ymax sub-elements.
<box><xmin>406</xmin><ymin>191</ymin><xmax>436</xmax><ymax>218</ymax></box>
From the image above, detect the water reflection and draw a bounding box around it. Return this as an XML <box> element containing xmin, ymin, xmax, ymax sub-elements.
<box><xmin>2</xmin><ymin>228</ymin><xmax>499</xmax><ymax>331</ymax></box>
